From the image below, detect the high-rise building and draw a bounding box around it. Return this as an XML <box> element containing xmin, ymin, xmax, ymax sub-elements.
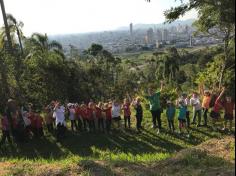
<box><xmin>162</xmin><ymin>29</ymin><xmax>169</xmax><ymax>41</ymax></box>
<box><xmin>130</xmin><ymin>23</ymin><xmax>133</xmax><ymax>36</ymax></box>
<box><xmin>190</xmin><ymin>35</ymin><xmax>193</xmax><ymax>47</ymax></box>
<box><xmin>156</xmin><ymin>29</ymin><xmax>162</xmax><ymax>41</ymax></box>
<box><xmin>146</xmin><ymin>28</ymin><xmax>154</xmax><ymax>44</ymax></box>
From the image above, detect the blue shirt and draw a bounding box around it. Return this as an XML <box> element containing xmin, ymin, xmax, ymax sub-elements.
<box><xmin>178</xmin><ymin>106</ymin><xmax>187</xmax><ymax>120</ymax></box>
<box><xmin>166</xmin><ymin>106</ymin><xmax>176</xmax><ymax>120</ymax></box>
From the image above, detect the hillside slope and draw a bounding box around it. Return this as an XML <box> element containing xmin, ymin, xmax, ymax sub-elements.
<box><xmin>0</xmin><ymin>136</ymin><xmax>234</xmax><ymax>176</ymax></box>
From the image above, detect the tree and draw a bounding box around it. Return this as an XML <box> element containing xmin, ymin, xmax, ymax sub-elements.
<box><xmin>25</xmin><ymin>33</ymin><xmax>65</xmax><ymax>62</ymax></box>
<box><xmin>0</xmin><ymin>0</ymin><xmax>12</xmax><ymax>51</ymax></box>
<box><xmin>163</xmin><ymin>0</ymin><xmax>235</xmax><ymax>88</ymax></box>
<box><xmin>7</xmin><ymin>14</ymin><xmax>24</xmax><ymax>55</ymax></box>
<box><xmin>154</xmin><ymin>48</ymin><xmax>180</xmax><ymax>84</ymax></box>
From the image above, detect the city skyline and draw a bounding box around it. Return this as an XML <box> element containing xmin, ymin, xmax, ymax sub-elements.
<box><xmin>0</xmin><ymin>0</ymin><xmax>197</xmax><ymax>36</ymax></box>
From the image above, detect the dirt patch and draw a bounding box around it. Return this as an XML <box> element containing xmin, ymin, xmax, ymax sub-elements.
<box><xmin>149</xmin><ymin>136</ymin><xmax>235</xmax><ymax>176</ymax></box>
<box><xmin>0</xmin><ymin>162</ymin><xmax>12</xmax><ymax>176</ymax></box>
<box><xmin>195</xmin><ymin>136</ymin><xmax>235</xmax><ymax>163</ymax></box>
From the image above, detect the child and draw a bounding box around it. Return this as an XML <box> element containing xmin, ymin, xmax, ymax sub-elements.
<box><xmin>0</xmin><ymin>113</ymin><xmax>11</xmax><ymax>146</ymax></box>
<box><xmin>30</xmin><ymin>112</ymin><xmax>38</xmax><ymax>138</ymax></box>
<box><xmin>75</xmin><ymin>104</ymin><xmax>83</xmax><ymax>131</ymax></box>
<box><xmin>210</xmin><ymin>87</ymin><xmax>225</xmax><ymax>131</ymax></box>
<box><xmin>103</xmin><ymin>103</ymin><xmax>112</xmax><ymax>133</ymax></box>
<box><xmin>122</xmin><ymin>97</ymin><xmax>131</xmax><ymax>129</ymax></box>
<box><xmin>22</xmin><ymin>111</ymin><xmax>32</xmax><ymax>138</ymax></box>
<box><xmin>166</xmin><ymin>101</ymin><xmax>176</xmax><ymax>132</ymax></box>
<box><xmin>112</xmin><ymin>100</ymin><xmax>122</xmax><ymax>129</ymax></box>
<box><xmin>222</xmin><ymin>95</ymin><xmax>235</xmax><ymax>132</ymax></box>
<box><xmin>178</xmin><ymin>100</ymin><xmax>187</xmax><ymax>134</ymax></box>
<box><xmin>80</xmin><ymin>104</ymin><xmax>89</xmax><ymax>131</ymax></box>
<box><xmin>35</xmin><ymin>112</ymin><xmax>44</xmax><ymax>138</ymax></box>
<box><xmin>190</xmin><ymin>92</ymin><xmax>202</xmax><ymax>127</ymax></box>
<box><xmin>68</xmin><ymin>104</ymin><xmax>78</xmax><ymax>132</ymax></box>
<box><xmin>199</xmin><ymin>84</ymin><xmax>212</xmax><ymax>127</ymax></box>
<box><xmin>132</xmin><ymin>97</ymin><xmax>143</xmax><ymax>132</ymax></box>
<box><xmin>88</xmin><ymin>102</ymin><xmax>96</xmax><ymax>132</ymax></box>
<box><xmin>96</xmin><ymin>102</ymin><xmax>104</xmax><ymax>132</ymax></box>
<box><xmin>45</xmin><ymin>105</ymin><xmax>54</xmax><ymax>133</ymax></box>
<box><xmin>53</xmin><ymin>102</ymin><xmax>66</xmax><ymax>141</ymax></box>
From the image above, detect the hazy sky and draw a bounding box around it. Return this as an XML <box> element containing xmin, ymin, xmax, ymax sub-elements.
<box><xmin>0</xmin><ymin>0</ymin><xmax>197</xmax><ymax>36</ymax></box>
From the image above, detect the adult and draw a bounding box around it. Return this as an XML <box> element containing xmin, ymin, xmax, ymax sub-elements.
<box><xmin>53</xmin><ymin>101</ymin><xmax>66</xmax><ymax>141</ymax></box>
<box><xmin>6</xmin><ymin>99</ymin><xmax>18</xmax><ymax>134</ymax></box>
<box><xmin>145</xmin><ymin>81</ymin><xmax>164</xmax><ymax>130</ymax></box>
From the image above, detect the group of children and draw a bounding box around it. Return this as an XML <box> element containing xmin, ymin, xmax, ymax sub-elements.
<box><xmin>165</xmin><ymin>86</ymin><xmax>235</xmax><ymax>135</ymax></box>
<box><xmin>0</xmin><ymin>95</ymin><xmax>143</xmax><ymax>144</ymax></box>
<box><xmin>49</xmin><ymin>95</ymin><xmax>144</xmax><ymax>140</ymax></box>
<box><xmin>0</xmin><ymin>85</ymin><xmax>235</xmax><ymax>146</ymax></box>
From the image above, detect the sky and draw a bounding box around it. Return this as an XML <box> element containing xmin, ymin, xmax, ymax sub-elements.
<box><xmin>0</xmin><ymin>0</ymin><xmax>197</xmax><ymax>36</ymax></box>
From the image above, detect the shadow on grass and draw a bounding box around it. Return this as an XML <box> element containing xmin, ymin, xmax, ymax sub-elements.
<box><xmin>0</xmin><ymin>123</ymin><xmax>228</xmax><ymax>160</ymax></box>
<box><xmin>0</xmin><ymin>134</ymin><xmax>65</xmax><ymax>159</ymax></box>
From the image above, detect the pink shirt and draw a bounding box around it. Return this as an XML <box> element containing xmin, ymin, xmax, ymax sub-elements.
<box><xmin>123</xmin><ymin>103</ymin><xmax>131</xmax><ymax>117</ymax></box>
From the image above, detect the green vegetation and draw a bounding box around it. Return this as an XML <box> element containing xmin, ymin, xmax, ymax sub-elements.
<box><xmin>0</xmin><ymin>0</ymin><xmax>235</xmax><ymax>175</ymax></box>
<box><xmin>0</xmin><ymin>112</ymin><xmax>234</xmax><ymax>175</ymax></box>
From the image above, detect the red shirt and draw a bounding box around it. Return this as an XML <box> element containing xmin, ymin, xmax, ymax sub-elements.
<box><xmin>213</xmin><ymin>97</ymin><xmax>223</xmax><ymax>113</ymax></box>
<box><xmin>123</xmin><ymin>103</ymin><xmax>131</xmax><ymax>117</ymax></box>
<box><xmin>75</xmin><ymin>107</ymin><xmax>82</xmax><ymax>119</ymax></box>
<box><xmin>12</xmin><ymin>117</ymin><xmax>18</xmax><ymax>129</ymax></box>
<box><xmin>1</xmin><ymin>116</ymin><xmax>9</xmax><ymax>131</ymax></box>
<box><xmin>36</xmin><ymin>116</ymin><xmax>43</xmax><ymax>128</ymax></box>
<box><xmin>81</xmin><ymin>108</ymin><xmax>92</xmax><ymax>120</ymax></box>
<box><xmin>104</xmin><ymin>107</ymin><xmax>112</xmax><ymax>120</ymax></box>
<box><xmin>28</xmin><ymin>112</ymin><xmax>34</xmax><ymax>123</ymax></box>
<box><xmin>223</xmin><ymin>102</ymin><xmax>235</xmax><ymax>115</ymax></box>
<box><xmin>95</xmin><ymin>107</ymin><xmax>102</xmax><ymax>119</ymax></box>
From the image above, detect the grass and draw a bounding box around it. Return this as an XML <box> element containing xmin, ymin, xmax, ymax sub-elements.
<box><xmin>0</xmin><ymin>108</ymin><xmax>235</xmax><ymax>175</ymax></box>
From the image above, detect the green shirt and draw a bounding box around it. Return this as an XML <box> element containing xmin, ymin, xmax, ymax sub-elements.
<box><xmin>146</xmin><ymin>92</ymin><xmax>161</xmax><ymax>111</ymax></box>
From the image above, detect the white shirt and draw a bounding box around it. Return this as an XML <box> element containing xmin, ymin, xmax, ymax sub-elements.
<box><xmin>190</xmin><ymin>97</ymin><xmax>202</xmax><ymax>111</ymax></box>
<box><xmin>23</xmin><ymin>113</ymin><xmax>31</xmax><ymax>126</ymax></box>
<box><xmin>54</xmin><ymin>106</ymin><xmax>66</xmax><ymax>126</ymax></box>
<box><xmin>112</xmin><ymin>104</ymin><xmax>121</xmax><ymax>118</ymax></box>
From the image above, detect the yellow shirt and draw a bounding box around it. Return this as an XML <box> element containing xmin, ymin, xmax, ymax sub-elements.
<box><xmin>202</xmin><ymin>96</ymin><xmax>211</xmax><ymax>109</ymax></box>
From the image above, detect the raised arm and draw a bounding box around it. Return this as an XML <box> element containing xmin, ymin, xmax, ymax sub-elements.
<box><xmin>160</xmin><ymin>81</ymin><xmax>164</xmax><ymax>92</ymax></box>
<box><xmin>218</xmin><ymin>87</ymin><xmax>226</xmax><ymax>100</ymax></box>
<box><xmin>126</xmin><ymin>92</ymin><xmax>132</xmax><ymax>103</ymax></box>
<box><xmin>199</xmin><ymin>83</ymin><xmax>204</xmax><ymax>96</ymax></box>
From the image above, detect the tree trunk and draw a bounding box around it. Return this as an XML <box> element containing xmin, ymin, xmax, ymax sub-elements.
<box><xmin>0</xmin><ymin>56</ymin><xmax>10</xmax><ymax>97</ymax></box>
<box><xmin>16</xmin><ymin>27</ymin><xmax>24</xmax><ymax>55</ymax></box>
<box><xmin>0</xmin><ymin>0</ymin><xmax>13</xmax><ymax>51</ymax></box>
<box><xmin>219</xmin><ymin>35</ymin><xmax>230</xmax><ymax>89</ymax></box>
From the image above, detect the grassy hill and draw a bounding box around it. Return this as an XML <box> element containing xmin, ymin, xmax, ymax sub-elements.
<box><xmin>0</xmin><ymin>108</ymin><xmax>235</xmax><ymax>176</ymax></box>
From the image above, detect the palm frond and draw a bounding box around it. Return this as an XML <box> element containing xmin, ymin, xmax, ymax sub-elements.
<box><xmin>49</xmin><ymin>40</ymin><xmax>63</xmax><ymax>51</ymax></box>
<box><xmin>6</xmin><ymin>14</ymin><xmax>17</xmax><ymax>25</ymax></box>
